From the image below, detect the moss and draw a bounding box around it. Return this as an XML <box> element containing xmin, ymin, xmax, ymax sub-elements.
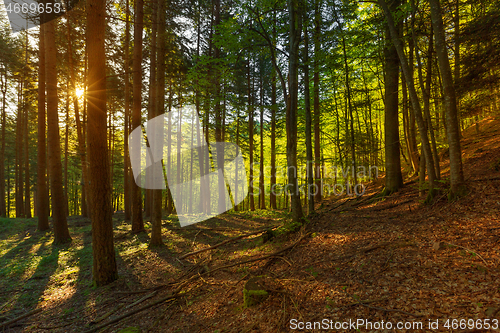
<box><xmin>243</xmin><ymin>289</ymin><xmax>269</xmax><ymax>307</ymax></box>
<box><xmin>243</xmin><ymin>277</ymin><xmax>269</xmax><ymax>307</ymax></box>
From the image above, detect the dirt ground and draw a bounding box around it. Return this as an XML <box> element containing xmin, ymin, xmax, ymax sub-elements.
<box><xmin>1</xmin><ymin>116</ymin><xmax>500</xmax><ymax>333</ymax></box>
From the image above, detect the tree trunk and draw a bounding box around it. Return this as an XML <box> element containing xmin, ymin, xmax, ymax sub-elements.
<box><xmin>313</xmin><ymin>0</ymin><xmax>322</xmax><ymax>203</ymax></box>
<box><xmin>23</xmin><ymin>31</ymin><xmax>31</xmax><ymax>218</ymax></box>
<box><xmin>287</xmin><ymin>0</ymin><xmax>303</xmax><ymax>222</ymax></box>
<box><xmin>382</xmin><ymin>0</ymin><xmax>403</xmax><ymax>194</ymax></box>
<box><xmin>429</xmin><ymin>0</ymin><xmax>464</xmax><ymax>196</ymax></box>
<box><xmin>86</xmin><ymin>0</ymin><xmax>119</xmax><ymax>286</ymax></box>
<box><xmin>259</xmin><ymin>72</ymin><xmax>265</xmax><ymax>210</ymax></box>
<box><xmin>37</xmin><ymin>23</ymin><xmax>49</xmax><ymax>230</ymax></box>
<box><xmin>64</xmin><ymin>84</ymin><xmax>69</xmax><ymax>216</ymax></box>
<box><xmin>379</xmin><ymin>0</ymin><xmax>437</xmax><ymax>200</ymax></box>
<box><xmin>270</xmin><ymin>66</ymin><xmax>277</xmax><ymax>210</ymax></box>
<box><xmin>45</xmin><ymin>20</ymin><xmax>71</xmax><ymax>244</ymax></box>
<box><xmin>0</xmin><ymin>71</ymin><xmax>6</xmax><ymax>217</ymax></box>
<box><xmin>269</xmin><ymin>12</ymin><xmax>278</xmax><ymax>210</ymax></box>
<box><xmin>124</xmin><ymin>0</ymin><xmax>131</xmax><ymax>221</ymax></box>
<box><xmin>150</xmin><ymin>0</ymin><xmax>166</xmax><ymax>247</ymax></box>
<box><xmin>132</xmin><ymin>0</ymin><xmax>145</xmax><ymax>232</ymax></box>
<box><xmin>414</xmin><ymin>26</ymin><xmax>441</xmax><ymax>180</ymax></box>
<box><xmin>247</xmin><ymin>59</ymin><xmax>255</xmax><ymax>211</ymax></box>
<box><xmin>303</xmin><ymin>23</ymin><xmax>314</xmax><ymax>214</ymax></box>
<box><xmin>16</xmin><ymin>79</ymin><xmax>24</xmax><ymax>218</ymax></box>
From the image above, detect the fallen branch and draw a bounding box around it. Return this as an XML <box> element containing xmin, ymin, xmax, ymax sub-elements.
<box><xmin>327</xmin><ymin>197</ymin><xmax>357</xmax><ymax>212</ymax></box>
<box><xmin>124</xmin><ymin>291</ymin><xmax>157</xmax><ymax>310</ymax></box>
<box><xmin>82</xmin><ymin>292</ymin><xmax>183</xmax><ymax>333</ymax></box>
<box><xmin>83</xmin><ymin>233</ymin><xmax>308</xmax><ymax>333</ymax></box>
<box><xmin>367</xmin><ymin>199</ymin><xmax>413</xmax><ymax>212</ymax></box>
<box><xmin>445</xmin><ymin>242</ymin><xmax>489</xmax><ymax>267</ymax></box>
<box><xmin>204</xmin><ymin>233</ymin><xmax>310</xmax><ymax>275</ymax></box>
<box><xmin>0</xmin><ymin>308</ymin><xmax>42</xmax><ymax>329</ymax></box>
<box><xmin>90</xmin><ymin>304</ymin><xmax>124</xmax><ymax>324</ymax></box>
<box><xmin>37</xmin><ymin>320</ymin><xmax>77</xmax><ymax>330</ymax></box>
<box><xmin>179</xmin><ymin>225</ymin><xmax>279</xmax><ymax>260</ymax></box>
<box><xmin>471</xmin><ymin>176</ymin><xmax>500</xmax><ymax>182</ymax></box>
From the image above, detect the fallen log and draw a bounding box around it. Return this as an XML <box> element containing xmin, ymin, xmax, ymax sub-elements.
<box><xmin>0</xmin><ymin>308</ymin><xmax>42</xmax><ymax>330</ymax></box>
<box><xmin>204</xmin><ymin>232</ymin><xmax>310</xmax><ymax>275</ymax></box>
<box><xmin>179</xmin><ymin>225</ymin><xmax>280</xmax><ymax>260</ymax></box>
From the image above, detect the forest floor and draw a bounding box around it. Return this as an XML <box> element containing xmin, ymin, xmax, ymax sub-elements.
<box><xmin>1</xmin><ymin>116</ymin><xmax>500</xmax><ymax>333</ymax></box>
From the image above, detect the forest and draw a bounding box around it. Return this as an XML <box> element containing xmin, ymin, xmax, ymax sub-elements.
<box><xmin>0</xmin><ymin>0</ymin><xmax>500</xmax><ymax>330</ymax></box>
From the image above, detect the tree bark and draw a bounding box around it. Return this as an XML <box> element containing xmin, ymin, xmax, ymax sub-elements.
<box><xmin>414</xmin><ymin>26</ymin><xmax>440</xmax><ymax>180</ymax></box>
<box><xmin>150</xmin><ymin>0</ymin><xmax>166</xmax><ymax>247</ymax></box>
<box><xmin>86</xmin><ymin>0</ymin><xmax>119</xmax><ymax>286</ymax></box>
<box><xmin>270</xmin><ymin>66</ymin><xmax>277</xmax><ymax>210</ymax></box>
<box><xmin>269</xmin><ymin>12</ymin><xmax>278</xmax><ymax>210</ymax></box>
<box><xmin>46</xmin><ymin>20</ymin><xmax>71</xmax><ymax>244</ymax></box>
<box><xmin>379</xmin><ymin>0</ymin><xmax>437</xmax><ymax>199</ymax></box>
<box><xmin>382</xmin><ymin>0</ymin><xmax>403</xmax><ymax>194</ymax></box>
<box><xmin>259</xmin><ymin>71</ymin><xmax>265</xmax><ymax>210</ymax></box>
<box><xmin>429</xmin><ymin>0</ymin><xmax>464</xmax><ymax>196</ymax></box>
<box><xmin>287</xmin><ymin>0</ymin><xmax>303</xmax><ymax>222</ymax></box>
<box><xmin>0</xmin><ymin>70</ymin><xmax>6</xmax><ymax>217</ymax></box>
<box><xmin>124</xmin><ymin>0</ymin><xmax>131</xmax><ymax>221</ymax></box>
<box><xmin>247</xmin><ymin>59</ymin><xmax>255</xmax><ymax>211</ymax></box>
<box><xmin>16</xmin><ymin>79</ymin><xmax>24</xmax><ymax>218</ymax></box>
<box><xmin>303</xmin><ymin>23</ymin><xmax>314</xmax><ymax>214</ymax></box>
<box><xmin>37</xmin><ymin>23</ymin><xmax>49</xmax><ymax>229</ymax></box>
<box><xmin>132</xmin><ymin>0</ymin><xmax>145</xmax><ymax>232</ymax></box>
<box><xmin>313</xmin><ymin>0</ymin><xmax>322</xmax><ymax>203</ymax></box>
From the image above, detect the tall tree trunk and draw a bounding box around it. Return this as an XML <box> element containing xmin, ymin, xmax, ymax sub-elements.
<box><xmin>303</xmin><ymin>23</ymin><xmax>314</xmax><ymax>214</ymax></box>
<box><xmin>132</xmin><ymin>0</ymin><xmax>145</xmax><ymax>232</ymax></box>
<box><xmin>429</xmin><ymin>0</ymin><xmax>464</xmax><ymax>196</ymax></box>
<box><xmin>16</xmin><ymin>79</ymin><xmax>24</xmax><ymax>218</ymax></box>
<box><xmin>213</xmin><ymin>0</ymin><xmax>226</xmax><ymax>214</ymax></box>
<box><xmin>24</xmin><ymin>99</ymin><xmax>30</xmax><ymax>217</ymax></box>
<box><xmin>64</xmin><ymin>84</ymin><xmax>69</xmax><ymax>216</ymax></box>
<box><xmin>259</xmin><ymin>72</ymin><xmax>265</xmax><ymax>210</ymax></box>
<box><xmin>247</xmin><ymin>59</ymin><xmax>255</xmax><ymax>211</ymax></box>
<box><xmin>86</xmin><ymin>0</ymin><xmax>119</xmax><ymax>286</ymax></box>
<box><xmin>176</xmin><ymin>92</ymin><xmax>183</xmax><ymax>214</ymax></box>
<box><xmin>269</xmin><ymin>12</ymin><xmax>278</xmax><ymax>210</ymax></box>
<box><xmin>454</xmin><ymin>0</ymin><xmax>461</xmax><ymax>134</ymax></box>
<box><xmin>24</xmin><ymin>31</ymin><xmax>31</xmax><ymax>218</ymax></box>
<box><xmin>0</xmin><ymin>70</ymin><xmax>6</xmax><ymax>217</ymax></box>
<box><xmin>414</xmin><ymin>26</ymin><xmax>441</xmax><ymax>180</ymax></box>
<box><xmin>124</xmin><ymin>0</ymin><xmax>131</xmax><ymax>221</ymax></box>
<box><xmin>379</xmin><ymin>0</ymin><xmax>437</xmax><ymax>200</ymax></box>
<box><xmin>270</xmin><ymin>68</ymin><xmax>277</xmax><ymax>210</ymax></box>
<box><xmin>150</xmin><ymin>0</ymin><xmax>166</xmax><ymax>247</ymax></box>
<box><xmin>342</xmin><ymin>37</ymin><xmax>357</xmax><ymax>188</ymax></box>
<box><xmin>145</xmin><ymin>0</ymin><xmax>158</xmax><ymax>221</ymax></box>
<box><xmin>382</xmin><ymin>0</ymin><xmax>403</xmax><ymax>194</ymax></box>
<box><xmin>37</xmin><ymin>23</ymin><xmax>49</xmax><ymax>229</ymax></box>
<box><xmin>287</xmin><ymin>0</ymin><xmax>304</xmax><ymax>222</ymax></box>
<box><xmin>313</xmin><ymin>0</ymin><xmax>322</xmax><ymax>203</ymax></box>
<box><xmin>45</xmin><ymin>20</ymin><xmax>71</xmax><ymax>243</ymax></box>
<box><xmin>234</xmin><ymin>111</ymin><xmax>240</xmax><ymax>211</ymax></box>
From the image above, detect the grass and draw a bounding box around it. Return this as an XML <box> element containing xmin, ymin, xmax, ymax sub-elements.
<box><xmin>0</xmin><ymin>218</ymin><xmax>98</xmax><ymax>313</ymax></box>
